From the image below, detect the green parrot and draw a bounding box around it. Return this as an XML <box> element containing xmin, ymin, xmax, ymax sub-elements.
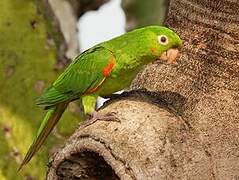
<box><xmin>19</xmin><ymin>25</ymin><xmax>182</xmax><ymax>170</ymax></box>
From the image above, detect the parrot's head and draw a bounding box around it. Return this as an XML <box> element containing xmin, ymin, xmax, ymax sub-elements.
<box><xmin>147</xmin><ymin>26</ymin><xmax>183</xmax><ymax>64</ymax></box>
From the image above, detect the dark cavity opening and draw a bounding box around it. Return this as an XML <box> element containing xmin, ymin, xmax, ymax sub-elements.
<box><xmin>57</xmin><ymin>150</ymin><xmax>120</xmax><ymax>180</ymax></box>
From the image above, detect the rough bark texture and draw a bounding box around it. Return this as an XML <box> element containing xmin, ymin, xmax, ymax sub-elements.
<box><xmin>47</xmin><ymin>91</ymin><xmax>190</xmax><ymax>180</ymax></box>
<box><xmin>47</xmin><ymin>0</ymin><xmax>239</xmax><ymax>179</ymax></box>
<box><xmin>133</xmin><ymin>0</ymin><xmax>239</xmax><ymax>178</ymax></box>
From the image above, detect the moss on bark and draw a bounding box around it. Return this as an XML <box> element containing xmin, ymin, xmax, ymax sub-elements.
<box><xmin>0</xmin><ymin>0</ymin><xmax>79</xmax><ymax>179</ymax></box>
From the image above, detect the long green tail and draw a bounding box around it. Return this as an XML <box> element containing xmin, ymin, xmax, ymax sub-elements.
<box><xmin>18</xmin><ymin>102</ymin><xmax>68</xmax><ymax>171</ymax></box>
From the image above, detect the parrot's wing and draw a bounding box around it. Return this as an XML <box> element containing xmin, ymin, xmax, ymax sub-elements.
<box><xmin>36</xmin><ymin>46</ymin><xmax>116</xmax><ymax>107</ymax></box>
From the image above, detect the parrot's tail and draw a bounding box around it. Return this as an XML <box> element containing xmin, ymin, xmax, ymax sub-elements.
<box><xmin>18</xmin><ymin>102</ymin><xmax>69</xmax><ymax>171</ymax></box>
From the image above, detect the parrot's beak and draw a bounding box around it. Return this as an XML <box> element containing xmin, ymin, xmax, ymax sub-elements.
<box><xmin>159</xmin><ymin>48</ymin><xmax>180</xmax><ymax>64</ymax></box>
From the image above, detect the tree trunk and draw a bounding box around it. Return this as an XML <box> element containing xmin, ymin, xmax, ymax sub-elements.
<box><xmin>47</xmin><ymin>0</ymin><xmax>239</xmax><ymax>179</ymax></box>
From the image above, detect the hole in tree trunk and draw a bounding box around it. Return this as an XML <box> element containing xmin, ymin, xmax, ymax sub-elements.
<box><xmin>56</xmin><ymin>150</ymin><xmax>120</xmax><ymax>180</ymax></box>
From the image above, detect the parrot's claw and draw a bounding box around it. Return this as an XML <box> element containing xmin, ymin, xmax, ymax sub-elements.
<box><xmin>80</xmin><ymin>111</ymin><xmax>120</xmax><ymax>129</ymax></box>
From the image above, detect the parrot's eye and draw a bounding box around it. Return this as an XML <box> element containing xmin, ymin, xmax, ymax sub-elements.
<box><xmin>158</xmin><ymin>35</ymin><xmax>168</xmax><ymax>45</ymax></box>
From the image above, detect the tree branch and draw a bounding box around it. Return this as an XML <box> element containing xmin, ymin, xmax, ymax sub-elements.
<box><xmin>47</xmin><ymin>91</ymin><xmax>191</xmax><ymax>179</ymax></box>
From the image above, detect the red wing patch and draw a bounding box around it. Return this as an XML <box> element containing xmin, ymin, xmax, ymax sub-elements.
<box><xmin>102</xmin><ymin>57</ymin><xmax>116</xmax><ymax>77</ymax></box>
<box><xmin>84</xmin><ymin>56</ymin><xmax>116</xmax><ymax>95</ymax></box>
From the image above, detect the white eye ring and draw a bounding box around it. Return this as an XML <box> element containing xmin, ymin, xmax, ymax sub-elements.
<box><xmin>158</xmin><ymin>35</ymin><xmax>168</xmax><ymax>45</ymax></box>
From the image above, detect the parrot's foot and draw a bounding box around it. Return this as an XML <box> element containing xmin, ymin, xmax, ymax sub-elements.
<box><xmin>80</xmin><ymin>112</ymin><xmax>120</xmax><ymax>129</ymax></box>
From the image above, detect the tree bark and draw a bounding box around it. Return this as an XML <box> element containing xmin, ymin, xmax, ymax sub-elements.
<box><xmin>47</xmin><ymin>91</ymin><xmax>189</xmax><ymax>179</ymax></box>
<box><xmin>47</xmin><ymin>0</ymin><xmax>239</xmax><ymax>179</ymax></box>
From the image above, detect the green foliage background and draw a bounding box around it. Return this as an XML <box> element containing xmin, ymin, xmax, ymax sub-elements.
<box><xmin>0</xmin><ymin>1</ymin><xmax>79</xmax><ymax>179</ymax></box>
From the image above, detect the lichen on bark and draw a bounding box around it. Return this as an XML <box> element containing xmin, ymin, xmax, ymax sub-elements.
<box><xmin>0</xmin><ymin>0</ymin><xmax>79</xmax><ymax>179</ymax></box>
<box><xmin>0</xmin><ymin>0</ymin><xmax>115</xmax><ymax>179</ymax></box>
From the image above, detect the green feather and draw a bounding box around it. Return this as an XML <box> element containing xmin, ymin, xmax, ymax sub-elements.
<box><xmin>37</xmin><ymin>46</ymin><xmax>114</xmax><ymax>107</ymax></box>
<box><xmin>19</xmin><ymin>25</ymin><xmax>183</xmax><ymax>170</ymax></box>
<box><xmin>36</xmin><ymin>86</ymin><xmax>68</xmax><ymax>107</ymax></box>
<box><xmin>18</xmin><ymin>102</ymin><xmax>68</xmax><ymax>171</ymax></box>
